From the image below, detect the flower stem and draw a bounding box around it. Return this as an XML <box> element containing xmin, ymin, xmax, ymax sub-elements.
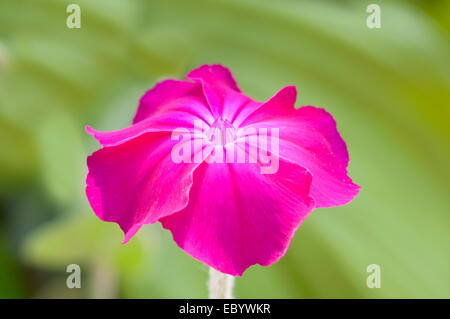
<box><xmin>208</xmin><ymin>267</ymin><xmax>235</xmax><ymax>299</ymax></box>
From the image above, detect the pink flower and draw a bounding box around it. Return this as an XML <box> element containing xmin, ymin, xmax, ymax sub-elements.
<box><xmin>86</xmin><ymin>64</ymin><xmax>359</xmax><ymax>276</ymax></box>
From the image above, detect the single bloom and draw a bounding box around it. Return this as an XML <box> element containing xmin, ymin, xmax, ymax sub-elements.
<box><xmin>86</xmin><ymin>64</ymin><xmax>360</xmax><ymax>276</ymax></box>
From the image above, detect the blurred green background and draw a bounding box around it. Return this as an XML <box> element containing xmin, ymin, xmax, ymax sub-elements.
<box><xmin>0</xmin><ymin>0</ymin><xmax>449</xmax><ymax>298</ymax></box>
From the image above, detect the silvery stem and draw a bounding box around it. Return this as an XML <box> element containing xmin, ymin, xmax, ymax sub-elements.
<box><xmin>208</xmin><ymin>267</ymin><xmax>235</xmax><ymax>299</ymax></box>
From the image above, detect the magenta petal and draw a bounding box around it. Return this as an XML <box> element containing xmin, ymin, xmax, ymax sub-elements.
<box><xmin>280</xmin><ymin>106</ymin><xmax>360</xmax><ymax>207</ymax></box>
<box><xmin>241</xmin><ymin>88</ymin><xmax>359</xmax><ymax>207</ymax></box>
<box><xmin>186</xmin><ymin>64</ymin><xmax>241</xmax><ymax>92</ymax></box>
<box><xmin>133</xmin><ymin>79</ymin><xmax>213</xmax><ymax>125</ymax></box>
<box><xmin>86</xmin><ymin>132</ymin><xmax>202</xmax><ymax>243</ymax></box>
<box><xmin>86</xmin><ymin>107</ymin><xmax>212</xmax><ymax>148</ymax></box>
<box><xmin>239</xmin><ymin>85</ymin><xmax>297</xmax><ymax>127</ymax></box>
<box><xmin>87</xmin><ymin>79</ymin><xmax>215</xmax><ymax>148</ymax></box>
<box><xmin>186</xmin><ymin>64</ymin><xmax>257</xmax><ymax>121</ymax></box>
<box><xmin>160</xmin><ymin>160</ymin><xmax>315</xmax><ymax>276</ymax></box>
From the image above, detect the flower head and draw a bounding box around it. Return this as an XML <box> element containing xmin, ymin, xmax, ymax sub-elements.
<box><xmin>86</xmin><ymin>64</ymin><xmax>359</xmax><ymax>276</ymax></box>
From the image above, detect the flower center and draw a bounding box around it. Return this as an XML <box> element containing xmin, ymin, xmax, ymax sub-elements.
<box><xmin>206</xmin><ymin>118</ymin><xmax>237</xmax><ymax>146</ymax></box>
